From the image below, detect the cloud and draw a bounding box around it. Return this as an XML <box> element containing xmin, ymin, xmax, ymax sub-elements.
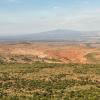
<box><xmin>0</xmin><ymin>0</ymin><xmax>16</xmax><ymax>3</ymax></box>
<box><xmin>95</xmin><ymin>9</ymin><xmax>100</xmax><ymax>13</ymax></box>
<box><xmin>53</xmin><ymin>6</ymin><xmax>60</xmax><ymax>9</ymax></box>
<box><xmin>8</xmin><ymin>0</ymin><xmax>16</xmax><ymax>3</ymax></box>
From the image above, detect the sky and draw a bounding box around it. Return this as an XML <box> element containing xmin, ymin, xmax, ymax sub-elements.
<box><xmin>0</xmin><ymin>0</ymin><xmax>100</xmax><ymax>35</ymax></box>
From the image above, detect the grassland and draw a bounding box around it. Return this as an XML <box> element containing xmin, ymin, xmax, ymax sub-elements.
<box><xmin>0</xmin><ymin>43</ymin><xmax>100</xmax><ymax>100</ymax></box>
<box><xmin>0</xmin><ymin>62</ymin><xmax>100</xmax><ymax>100</ymax></box>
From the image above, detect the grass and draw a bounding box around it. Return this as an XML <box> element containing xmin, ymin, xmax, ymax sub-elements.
<box><xmin>0</xmin><ymin>62</ymin><xmax>100</xmax><ymax>100</ymax></box>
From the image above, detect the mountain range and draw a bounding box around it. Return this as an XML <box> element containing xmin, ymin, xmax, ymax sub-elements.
<box><xmin>0</xmin><ymin>29</ymin><xmax>100</xmax><ymax>43</ymax></box>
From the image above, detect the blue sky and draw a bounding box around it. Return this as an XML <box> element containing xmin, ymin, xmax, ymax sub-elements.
<box><xmin>0</xmin><ymin>0</ymin><xmax>100</xmax><ymax>35</ymax></box>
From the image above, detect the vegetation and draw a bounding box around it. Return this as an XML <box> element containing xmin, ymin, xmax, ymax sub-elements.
<box><xmin>86</xmin><ymin>52</ymin><xmax>100</xmax><ymax>64</ymax></box>
<box><xmin>0</xmin><ymin>62</ymin><xmax>100</xmax><ymax>100</ymax></box>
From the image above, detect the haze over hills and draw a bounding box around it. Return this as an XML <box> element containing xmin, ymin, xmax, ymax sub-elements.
<box><xmin>0</xmin><ymin>29</ymin><xmax>100</xmax><ymax>43</ymax></box>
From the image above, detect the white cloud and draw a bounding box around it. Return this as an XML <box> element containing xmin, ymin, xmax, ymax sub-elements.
<box><xmin>53</xmin><ymin>6</ymin><xmax>60</xmax><ymax>9</ymax></box>
<box><xmin>8</xmin><ymin>0</ymin><xmax>16</xmax><ymax>3</ymax></box>
<box><xmin>0</xmin><ymin>0</ymin><xmax>16</xmax><ymax>3</ymax></box>
<box><xmin>9</xmin><ymin>0</ymin><xmax>15</xmax><ymax>2</ymax></box>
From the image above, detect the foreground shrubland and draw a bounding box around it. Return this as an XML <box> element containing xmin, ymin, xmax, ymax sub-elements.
<box><xmin>0</xmin><ymin>62</ymin><xmax>100</xmax><ymax>100</ymax></box>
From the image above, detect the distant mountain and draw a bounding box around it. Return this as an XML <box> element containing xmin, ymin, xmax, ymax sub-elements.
<box><xmin>0</xmin><ymin>29</ymin><xmax>100</xmax><ymax>43</ymax></box>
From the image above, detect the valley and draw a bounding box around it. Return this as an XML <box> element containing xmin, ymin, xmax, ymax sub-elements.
<box><xmin>0</xmin><ymin>42</ymin><xmax>99</xmax><ymax>64</ymax></box>
<box><xmin>0</xmin><ymin>42</ymin><xmax>100</xmax><ymax>100</ymax></box>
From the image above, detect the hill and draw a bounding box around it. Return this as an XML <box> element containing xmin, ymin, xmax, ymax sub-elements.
<box><xmin>0</xmin><ymin>29</ymin><xmax>100</xmax><ymax>42</ymax></box>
